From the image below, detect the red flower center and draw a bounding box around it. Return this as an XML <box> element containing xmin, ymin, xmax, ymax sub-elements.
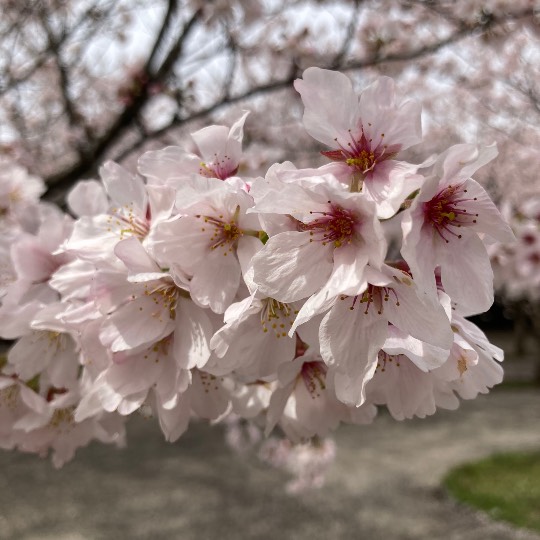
<box><xmin>423</xmin><ymin>183</ymin><xmax>478</xmax><ymax>243</ymax></box>
<box><xmin>301</xmin><ymin>203</ymin><xmax>358</xmax><ymax>248</ymax></box>
<box><xmin>321</xmin><ymin>128</ymin><xmax>400</xmax><ymax>174</ymax></box>
<box><xmin>300</xmin><ymin>361</ymin><xmax>328</xmax><ymax>399</ymax></box>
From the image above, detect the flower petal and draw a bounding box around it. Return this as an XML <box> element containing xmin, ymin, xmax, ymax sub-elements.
<box><xmin>252</xmin><ymin>231</ymin><xmax>333</xmax><ymax>302</ymax></box>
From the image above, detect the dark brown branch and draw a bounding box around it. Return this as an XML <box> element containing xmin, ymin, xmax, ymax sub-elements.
<box><xmin>40</xmin><ymin>9</ymin><xmax>92</xmax><ymax>160</ymax></box>
<box><xmin>0</xmin><ymin>1</ymin><xmax>111</xmax><ymax>96</ymax></box>
<box><xmin>43</xmin><ymin>7</ymin><xmax>202</xmax><ymax>204</ymax></box>
<box><xmin>221</xmin><ymin>27</ymin><xmax>237</xmax><ymax>102</ymax></box>
<box><xmin>146</xmin><ymin>0</ymin><xmax>178</xmax><ymax>72</ymax></box>
<box><xmin>330</xmin><ymin>0</ymin><xmax>362</xmax><ymax>69</ymax></box>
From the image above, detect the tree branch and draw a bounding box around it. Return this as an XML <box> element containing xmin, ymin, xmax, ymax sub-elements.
<box><xmin>43</xmin><ymin>6</ymin><xmax>202</xmax><ymax>203</ymax></box>
<box><xmin>43</xmin><ymin>5</ymin><xmax>535</xmax><ymax>203</ymax></box>
<box><xmin>114</xmin><ymin>6</ymin><xmax>535</xmax><ymax>162</ymax></box>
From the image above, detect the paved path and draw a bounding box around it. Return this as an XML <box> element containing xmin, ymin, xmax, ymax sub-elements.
<box><xmin>0</xmin><ymin>387</ymin><xmax>539</xmax><ymax>540</ymax></box>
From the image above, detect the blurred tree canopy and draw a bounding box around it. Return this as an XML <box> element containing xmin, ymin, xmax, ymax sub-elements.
<box><xmin>1</xmin><ymin>0</ymin><xmax>538</xmax><ymax>203</ymax></box>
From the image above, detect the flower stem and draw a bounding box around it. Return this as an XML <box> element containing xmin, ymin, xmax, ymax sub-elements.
<box><xmin>349</xmin><ymin>171</ymin><xmax>364</xmax><ymax>193</ymax></box>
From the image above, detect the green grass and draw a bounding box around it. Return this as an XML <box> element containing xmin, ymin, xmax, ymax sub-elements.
<box><xmin>444</xmin><ymin>451</ymin><xmax>540</xmax><ymax>532</ymax></box>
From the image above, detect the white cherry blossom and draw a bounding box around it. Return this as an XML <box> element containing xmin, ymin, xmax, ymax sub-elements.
<box><xmin>319</xmin><ymin>264</ymin><xmax>453</xmax><ymax>406</ymax></box>
<box><xmin>251</xmin><ymin>175</ymin><xmax>385</xmax><ymax>305</ymax></box>
<box><xmin>150</xmin><ymin>178</ymin><xmax>261</xmax><ymax>313</ymax></box>
<box><xmin>295</xmin><ymin>68</ymin><xmax>423</xmax><ymax>217</ymax></box>
<box><xmin>401</xmin><ymin>144</ymin><xmax>515</xmax><ymax>316</ymax></box>
<box><xmin>138</xmin><ymin>111</ymin><xmax>249</xmax><ymax>187</ymax></box>
<box><xmin>265</xmin><ymin>352</ymin><xmax>377</xmax><ymax>443</ymax></box>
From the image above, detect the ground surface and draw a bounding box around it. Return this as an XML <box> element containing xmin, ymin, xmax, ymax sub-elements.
<box><xmin>0</xmin><ymin>334</ymin><xmax>539</xmax><ymax>540</ymax></box>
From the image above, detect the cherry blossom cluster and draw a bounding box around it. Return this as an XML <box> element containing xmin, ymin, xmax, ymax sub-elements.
<box><xmin>0</xmin><ymin>68</ymin><xmax>514</xmax><ymax>470</ymax></box>
<box><xmin>490</xmin><ymin>196</ymin><xmax>540</xmax><ymax>303</ymax></box>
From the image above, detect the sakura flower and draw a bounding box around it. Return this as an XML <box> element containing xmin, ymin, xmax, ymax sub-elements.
<box><xmin>364</xmin><ymin>351</ymin><xmax>439</xmax><ymax>420</ymax></box>
<box><xmin>0</xmin><ymin>206</ymin><xmax>74</xmax><ymax>350</ymax></box>
<box><xmin>63</xmin><ymin>161</ymin><xmax>175</xmax><ymax>261</ymax></box>
<box><xmin>9</xmin><ymin>204</ymin><xmax>73</xmax><ymax>287</ymax></box>
<box><xmin>75</xmin><ymin>335</ymin><xmax>191</xmax><ymax>420</ymax></box>
<box><xmin>153</xmin><ymin>369</ymin><xmax>233</xmax><ymax>442</ymax></box>
<box><xmin>294</xmin><ymin>67</ymin><xmax>423</xmax><ymax>217</ymax></box>
<box><xmin>192</xmin><ymin>111</ymin><xmax>249</xmax><ymax>180</ymax></box>
<box><xmin>149</xmin><ymin>179</ymin><xmax>261</xmax><ymax>313</ymax></box>
<box><xmin>11</xmin><ymin>387</ymin><xmax>124</xmax><ymax>468</ymax></box>
<box><xmin>98</xmin><ymin>237</ymin><xmax>214</xmax><ymax>362</ymax></box>
<box><xmin>0</xmin><ymin>377</ymin><xmax>32</xmax><ymax>450</ymax></box>
<box><xmin>4</xmin><ymin>328</ymin><xmax>78</xmax><ymax>390</ymax></box>
<box><xmin>361</xmin><ymin>305</ymin><xmax>456</xmax><ymax>421</ymax></box>
<box><xmin>69</xmin><ymin>236</ymin><xmax>215</xmax><ymax>441</ymax></box>
<box><xmin>364</xmin><ymin>308</ymin><xmax>504</xmax><ymax>420</ymax></box>
<box><xmin>319</xmin><ymin>264</ymin><xmax>453</xmax><ymax>407</ymax></box>
<box><xmin>490</xmin><ymin>217</ymin><xmax>540</xmax><ymax>302</ymax></box>
<box><xmin>74</xmin><ymin>273</ymin><xmax>220</xmax><ymax>442</ymax></box>
<box><xmin>207</xmin><ymin>234</ymin><xmax>321</xmax><ymax>380</ymax></box>
<box><xmin>251</xmin><ymin>175</ymin><xmax>385</xmax><ymax>305</ymax></box>
<box><xmin>207</xmin><ymin>295</ymin><xmax>299</xmax><ymax>379</ymax></box>
<box><xmin>230</xmin><ymin>381</ymin><xmax>273</xmax><ymax>420</ymax></box>
<box><xmin>223</xmin><ymin>414</ymin><xmax>263</xmax><ymax>455</ymax></box>
<box><xmin>401</xmin><ymin>144</ymin><xmax>515</xmax><ymax>316</ymax></box>
<box><xmin>265</xmin><ymin>352</ymin><xmax>376</xmax><ymax>443</ymax></box>
<box><xmin>0</xmin><ymin>157</ymin><xmax>45</xmax><ymax>232</ymax></box>
<box><xmin>138</xmin><ymin>111</ymin><xmax>249</xmax><ymax>186</ymax></box>
<box><xmin>249</xmin><ymin>160</ymin><xmax>357</xmax><ymax>237</ymax></box>
<box><xmin>258</xmin><ymin>436</ymin><xmax>337</xmax><ymax>494</ymax></box>
<box><xmin>432</xmin><ymin>314</ymin><xmax>504</xmax><ymax>400</ymax></box>
<box><xmin>97</xmin><ymin>278</ymin><xmax>178</xmax><ymax>354</ymax></box>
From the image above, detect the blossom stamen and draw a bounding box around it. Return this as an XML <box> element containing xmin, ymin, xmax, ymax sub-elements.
<box><xmin>196</xmin><ymin>210</ymin><xmax>243</xmax><ymax>254</ymax></box>
<box><xmin>342</xmin><ymin>284</ymin><xmax>400</xmax><ymax>315</ymax></box>
<box><xmin>0</xmin><ymin>385</ymin><xmax>18</xmax><ymax>411</ymax></box>
<box><xmin>424</xmin><ymin>184</ymin><xmax>480</xmax><ymax>243</ymax></box>
<box><xmin>302</xmin><ymin>204</ymin><xmax>357</xmax><ymax>247</ymax></box>
<box><xmin>143</xmin><ymin>282</ymin><xmax>179</xmax><ymax>321</ymax></box>
<box><xmin>376</xmin><ymin>351</ymin><xmax>401</xmax><ymax>373</ymax></box>
<box><xmin>199</xmin><ymin>371</ymin><xmax>221</xmax><ymax>393</ymax></box>
<box><xmin>260</xmin><ymin>299</ymin><xmax>298</xmax><ymax>338</ymax></box>
<box><xmin>300</xmin><ymin>361</ymin><xmax>327</xmax><ymax>399</ymax></box>
<box><xmin>143</xmin><ymin>335</ymin><xmax>172</xmax><ymax>363</ymax></box>
<box><xmin>199</xmin><ymin>153</ymin><xmax>239</xmax><ymax>180</ymax></box>
<box><xmin>49</xmin><ymin>406</ymin><xmax>76</xmax><ymax>433</ymax></box>
<box><xmin>107</xmin><ymin>202</ymin><xmax>150</xmax><ymax>240</ymax></box>
<box><xmin>321</xmin><ymin>129</ymin><xmax>399</xmax><ymax>175</ymax></box>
